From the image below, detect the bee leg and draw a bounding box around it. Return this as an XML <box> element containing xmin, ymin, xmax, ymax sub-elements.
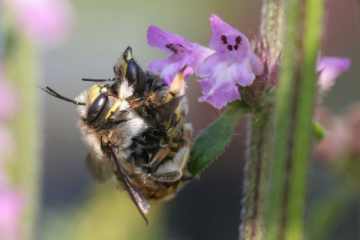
<box><xmin>151</xmin><ymin>147</ymin><xmax>190</xmax><ymax>183</ymax></box>
<box><xmin>180</xmin><ymin>172</ymin><xmax>195</xmax><ymax>181</ymax></box>
<box><xmin>152</xmin><ymin>171</ymin><xmax>182</xmax><ymax>182</ymax></box>
<box><xmin>142</xmin><ymin>147</ymin><xmax>171</xmax><ymax>169</ymax></box>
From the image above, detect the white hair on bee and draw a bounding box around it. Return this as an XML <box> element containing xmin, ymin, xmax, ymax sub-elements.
<box><xmin>113</xmin><ymin>111</ymin><xmax>148</xmax><ymax>149</ymax></box>
<box><xmin>117</xmin><ymin>79</ymin><xmax>134</xmax><ymax>99</ymax></box>
<box><xmin>75</xmin><ymin>90</ymin><xmax>89</xmax><ymax>118</ymax></box>
<box><xmin>117</xmin><ymin>99</ymin><xmax>130</xmax><ymax>111</ymax></box>
<box><xmin>78</xmin><ymin>120</ymin><xmax>104</xmax><ymax>159</ymax></box>
<box><xmin>125</xmin><ymin>112</ymin><xmax>148</xmax><ymax>136</ymax></box>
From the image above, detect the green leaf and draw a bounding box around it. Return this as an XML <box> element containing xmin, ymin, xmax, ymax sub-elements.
<box><xmin>188</xmin><ymin>101</ymin><xmax>249</xmax><ymax>176</ymax></box>
<box><xmin>312</xmin><ymin>121</ymin><xmax>326</xmax><ymax>141</ymax></box>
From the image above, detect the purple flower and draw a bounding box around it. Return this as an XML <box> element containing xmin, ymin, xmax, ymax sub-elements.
<box><xmin>147</xmin><ymin>25</ymin><xmax>213</xmax><ymax>84</ymax></box>
<box><xmin>317</xmin><ymin>57</ymin><xmax>351</xmax><ymax>92</ymax></box>
<box><xmin>4</xmin><ymin>0</ymin><xmax>73</xmax><ymax>45</ymax></box>
<box><xmin>196</xmin><ymin>15</ymin><xmax>264</xmax><ymax>109</ymax></box>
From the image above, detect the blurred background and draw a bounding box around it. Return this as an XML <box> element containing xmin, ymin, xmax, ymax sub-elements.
<box><xmin>1</xmin><ymin>0</ymin><xmax>360</xmax><ymax>239</ymax></box>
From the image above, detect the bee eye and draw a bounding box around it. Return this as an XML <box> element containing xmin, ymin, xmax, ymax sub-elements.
<box><xmin>87</xmin><ymin>93</ymin><xmax>108</xmax><ymax>123</ymax></box>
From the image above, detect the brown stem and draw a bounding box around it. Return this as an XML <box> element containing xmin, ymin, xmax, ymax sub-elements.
<box><xmin>260</xmin><ymin>0</ymin><xmax>284</xmax><ymax>68</ymax></box>
<box><xmin>238</xmin><ymin>0</ymin><xmax>284</xmax><ymax>239</ymax></box>
<box><xmin>239</xmin><ymin>109</ymin><xmax>272</xmax><ymax>240</ymax></box>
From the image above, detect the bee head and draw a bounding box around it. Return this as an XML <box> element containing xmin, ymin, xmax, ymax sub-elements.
<box><xmin>43</xmin><ymin>47</ymin><xmax>147</xmax><ymax>128</ymax></box>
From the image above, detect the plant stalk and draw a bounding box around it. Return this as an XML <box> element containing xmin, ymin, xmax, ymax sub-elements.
<box><xmin>238</xmin><ymin>0</ymin><xmax>283</xmax><ymax>239</ymax></box>
<box><xmin>263</xmin><ymin>0</ymin><xmax>324</xmax><ymax>239</ymax></box>
<box><xmin>4</xmin><ymin>21</ymin><xmax>41</xmax><ymax>240</ymax></box>
<box><xmin>239</xmin><ymin>108</ymin><xmax>272</xmax><ymax>240</ymax></box>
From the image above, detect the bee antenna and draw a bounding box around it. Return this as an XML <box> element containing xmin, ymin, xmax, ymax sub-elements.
<box><xmin>41</xmin><ymin>86</ymin><xmax>86</xmax><ymax>106</ymax></box>
<box><xmin>81</xmin><ymin>78</ymin><xmax>115</xmax><ymax>82</ymax></box>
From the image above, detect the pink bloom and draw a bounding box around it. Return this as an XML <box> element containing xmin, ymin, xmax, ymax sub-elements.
<box><xmin>4</xmin><ymin>0</ymin><xmax>73</xmax><ymax>45</ymax></box>
<box><xmin>147</xmin><ymin>25</ymin><xmax>213</xmax><ymax>84</ymax></box>
<box><xmin>0</xmin><ymin>183</ymin><xmax>23</xmax><ymax>240</ymax></box>
<box><xmin>196</xmin><ymin>15</ymin><xmax>263</xmax><ymax>109</ymax></box>
<box><xmin>317</xmin><ymin>57</ymin><xmax>351</xmax><ymax>92</ymax></box>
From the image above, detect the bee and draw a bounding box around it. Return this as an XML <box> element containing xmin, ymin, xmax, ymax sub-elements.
<box><xmin>43</xmin><ymin>47</ymin><xmax>193</xmax><ymax>223</ymax></box>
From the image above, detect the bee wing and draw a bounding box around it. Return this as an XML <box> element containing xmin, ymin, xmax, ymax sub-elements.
<box><xmin>123</xmin><ymin>176</ymin><xmax>151</xmax><ymax>223</ymax></box>
<box><xmin>108</xmin><ymin>146</ymin><xmax>150</xmax><ymax>224</ymax></box>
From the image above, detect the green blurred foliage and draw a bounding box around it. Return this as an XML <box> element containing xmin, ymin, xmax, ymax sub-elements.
<box><xmin>43</xmin><ymin>184</ymin><xmax>164</xmax><ymax>240</ymax></box>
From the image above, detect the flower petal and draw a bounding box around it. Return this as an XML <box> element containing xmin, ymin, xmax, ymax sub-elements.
<box><xmin>149</xmin><ymin>57</ymin><xmax>190</xmax><ymax>84</ymax></box>
<box><xmin>147</xmin><ymin>25</ymin><xmax>213</xmax><ymax>85</ymax></box>
<box><xmin>147</xmin><ymin>25</ymin><xmax>191</xmax><ymax>53</ymax></box>
<box><xmin>249</xmin><ymin>52</ymin><xmax>264</xmax><ymax>76</ymax></box>
<box><xmin>196</xmin><ymin>15</ymin><xmax>261</xmax><ymax>109</ymax></box>
<box><xmin>197</xmin><ymin>54</ymin><xmax>256</xmax><ymax>109</ymax></box>
<box><xmin>209</xmin><ymin>15</ymin><xmax>251</xmax><ymax>61</ymax></box>
<box><xmin>199</xmin><ymin>78</ymin><xmax>240</xmax><ymax>109</ymax></box>
<box><xmin>197</xmin><ymin>53</ymin><xmax>224</xmax><ymax>78</ymax></box>
<box><xmin>235</xmin><ymin>62</ymin><xmax>256</xmax><ymax>86</ymax></box>
<box><xmin>317</xmin><ymin>57</ymin><xmax>351</xmax><ymax>92</ymax></box>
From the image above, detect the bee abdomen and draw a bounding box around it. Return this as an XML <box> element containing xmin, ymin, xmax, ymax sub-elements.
<box><xmin>128</xmin><ymin>127</ymin><xmax>165</xmax><ymax>165</ymax></box>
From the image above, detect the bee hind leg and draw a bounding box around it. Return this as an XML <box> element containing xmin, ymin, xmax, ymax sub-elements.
<box><xmin>151</xmin><ymin>147</ymin><xmax>190</xmax><ymax>183</ymax></box>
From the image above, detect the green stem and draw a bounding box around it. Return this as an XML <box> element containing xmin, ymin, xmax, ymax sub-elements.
<box><xmin>4</xmin><ymin>21</ymin><xmax>41</xmax><ymax>240</ymax></box>
<box><xmin>264</xmin><ymin>0</ymin><xmax>324</xmax><ymax>239</ymax></box>
<box><xmin>264</xmin><ymin>0</ymin><xmax>301</xmax><ymax>236</ymax></box>
<box><xmin>263</xmin><ymin>0</ymin><xmax>300</xmax><ymax>239</ymax></box>
<box><xmin>286</xmin><ymin>0</ymin><xmax>324</xmax><ymax>239</ymax></box>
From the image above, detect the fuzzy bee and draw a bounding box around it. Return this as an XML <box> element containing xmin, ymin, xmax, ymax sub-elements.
<box><xmin>43</xmin><ymin>47</ymin><xmax>193</xmax><ymax>223</ymax></box>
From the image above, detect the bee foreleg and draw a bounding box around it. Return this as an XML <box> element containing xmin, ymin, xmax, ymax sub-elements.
<box><xmin>142</xmin><ymin>147</ymin><xmax>171</xmax><ymax>169</ymax></box>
